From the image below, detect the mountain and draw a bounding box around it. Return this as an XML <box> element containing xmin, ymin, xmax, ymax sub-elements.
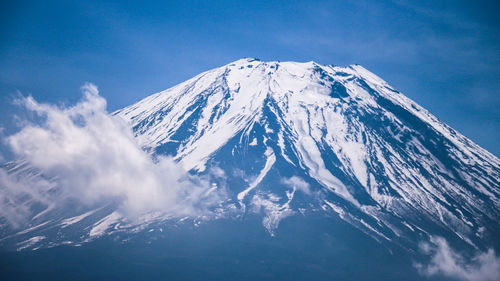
<box><xmin>1</xmin><ymin>58</ymin><xmax>499</xmax><ymax>279</ymax></box>
<box><xmin>116</xmin><ymin>58</ymin><xmax>499</xmax><ymax>244</ymax></box>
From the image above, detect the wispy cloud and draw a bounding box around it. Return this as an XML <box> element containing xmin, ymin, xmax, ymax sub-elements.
<box><xmin>0</xmin><ymin>167</ymin><xmax>54</xmax><ymax>228</ymax></box>
<box><xmin>415</xmin><ymin>236</ymin><xmax>500</xmax><ymax>281</ymax></box>
<box><xmin>0</xmin><ymin>83</ymin><xmax>225</xmax><ymax>227</ymax></box>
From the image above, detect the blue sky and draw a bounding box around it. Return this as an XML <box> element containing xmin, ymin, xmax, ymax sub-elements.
<box><xmin>1</xmin><ymin>0</ymin><xmax>499</xmax><ymax>156</ymax></box>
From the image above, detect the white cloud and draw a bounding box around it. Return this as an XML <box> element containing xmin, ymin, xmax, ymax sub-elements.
<box><xmin>281</xmin><ymin>176</ymin><xmax>311</xmax><ymax>195</ymax></box>
<box><xmin>0</xmin><ymin>83</ymin><xmax>225</xmax><ymax>227</ymax></box>
<box><xmin>0</xmin><ymin>168</ymin><xmax>53</xmax><ymax>228</ymax></box>
<box><xmin>415</xmin><ymin>236</ymin><xmax>500</xmax><ymax>281</ymax></box>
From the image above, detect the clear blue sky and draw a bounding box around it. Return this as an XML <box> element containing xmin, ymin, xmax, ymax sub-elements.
<box><xmin>1</xmin><ymin>0</ymin><xmax>499</xmax><ymax>156</ymax></box>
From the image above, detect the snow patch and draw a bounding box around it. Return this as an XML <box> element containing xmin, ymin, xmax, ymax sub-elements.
<box><xmin>237</xmin><ymin>146</ymin><xmax>276</xmax><ymax>202</ymax></box>
<box><xmin>89</xmin><ymin>212</ymin><xmax>122</xmax><ymax>237</ymax></box>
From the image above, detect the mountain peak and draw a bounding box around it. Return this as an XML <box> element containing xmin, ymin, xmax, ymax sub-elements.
<box><xmin>115</xmin><ymin>59</ymin><xmax>388</xmax><ymax>172</ymax></box>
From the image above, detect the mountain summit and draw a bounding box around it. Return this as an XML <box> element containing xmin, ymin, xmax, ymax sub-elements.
<box><xmin>2</xmin><ymin>59</ymin><xmax>499</xmax><ymax>256</ymax></box>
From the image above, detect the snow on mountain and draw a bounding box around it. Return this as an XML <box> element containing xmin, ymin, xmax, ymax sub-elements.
<box><xmin>1</xmin><ymin>58</ymin><xmax>499</xmax><ymax>252</ymax></box>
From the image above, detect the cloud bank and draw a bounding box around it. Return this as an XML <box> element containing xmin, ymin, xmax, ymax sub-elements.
<box><xmin>416</xmin><ymin>236</ymin><xmax>500</xmax><ymax>281</ymax></box>
<box><xmin>0</xmin><ymin>83</ymin><xmax>224</xmax><ymax>227</ymax></box>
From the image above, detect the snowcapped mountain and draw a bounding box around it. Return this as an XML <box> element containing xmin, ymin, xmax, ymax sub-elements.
<box><xmin>1</xmin><ymin>58</ymin><xmax>499</xmax><ymax>255</ymax></box>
